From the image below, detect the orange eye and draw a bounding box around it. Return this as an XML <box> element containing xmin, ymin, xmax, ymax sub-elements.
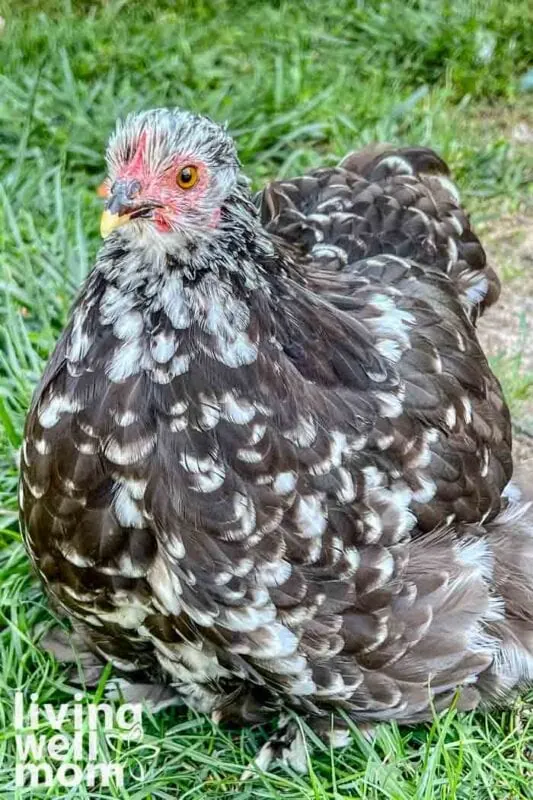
<box><xmin>177</xmin><ymin>165</ymin><xmax>199</xmax><ymax>190</ymax></box>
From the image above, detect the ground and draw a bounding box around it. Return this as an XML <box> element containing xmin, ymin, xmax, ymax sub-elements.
<box><xmin>0</xmin><ymin>1</ymin><xmax>532</xmax><ymax>798</ymax></box>
<box><xmin>479</xmin><ymin>210</ymin><xmax>533</xmax><ymax>462</ymax></box>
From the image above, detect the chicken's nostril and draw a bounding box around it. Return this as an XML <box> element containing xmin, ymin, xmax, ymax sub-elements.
<box><xmin>129</xmin><ymin>179</ymin><xmax>141</xmax><ymax>198</ymax></box>
<box><xmin>106</xmin><ymin>179</ymin><xmax>144</xmax><ymax>215</ymax></box>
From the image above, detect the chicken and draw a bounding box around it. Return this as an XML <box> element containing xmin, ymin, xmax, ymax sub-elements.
<box><xmin>19</xmin><ymin>108</ymin><xmax>533</xmax><ymax>772</ymax></box>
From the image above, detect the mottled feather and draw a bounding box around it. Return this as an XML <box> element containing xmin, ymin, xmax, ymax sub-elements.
<box><xmin>20</xmin><ymin>110</ymin><xmax>533</xmax><ymax>740</ymax></box>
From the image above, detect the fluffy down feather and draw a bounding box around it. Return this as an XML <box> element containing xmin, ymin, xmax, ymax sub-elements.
<box><xmin>20</xmin><ymin>110</ymin><xmax>532</xmax><ymax>748</ymax></box>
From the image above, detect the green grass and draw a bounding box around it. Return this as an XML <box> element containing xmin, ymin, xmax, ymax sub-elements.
<box><xmin>0</xmin><ymin>0</ymin><xmax>532</xmax><ymax>797</ymax></box>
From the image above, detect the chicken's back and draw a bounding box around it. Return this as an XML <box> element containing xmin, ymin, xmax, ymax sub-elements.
<box><xmin>257</xmin><ymin>145</ymin><xmax>511</xmax><ymax>531</ymax></box>
<box><xmin>257</xmin><ymin>145</ymin><xmax>500</xmax><ymax>322</ymax></box>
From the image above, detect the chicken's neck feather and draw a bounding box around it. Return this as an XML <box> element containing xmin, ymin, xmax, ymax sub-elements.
<box><xmin>61</xmin><ymin>190</ymin><xmax>304</xmax><ymax>405</ymax></box>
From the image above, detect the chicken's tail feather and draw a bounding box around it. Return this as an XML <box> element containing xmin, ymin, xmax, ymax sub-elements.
<box><xmin>350</xmin><ymin>470</ymin><xmax>533</xmax><ymax>723</ymax></box>
<box><xmin>475</xmin><ymin>465</ymin><xmax>533</xmax><ymax>700</ymax></box>
<box><xmin>339</xmin><ymin>143</ymin><xmax>500</xmax><ymax>316</ymax></box>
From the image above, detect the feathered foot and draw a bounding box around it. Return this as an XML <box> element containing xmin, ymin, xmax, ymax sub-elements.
<box><xmin>241</xmin><ymin>714</ymin><xmax>308</xmax><ymax>778</ymax></box>
<box><xmin>41</xmin><ymin>625</ymin><xmax>182</xmax><ymax>713</ymax></box>
<box><xmin>240</xmin><ymin>714</ymin><xmax>373</xmax><ymax>778</ymax></box>
<box><xmin>40</xmin><ymin>626</ymin><xmax>105</xmax><ymax>687</ymax></box>
<box><xmin>105</xmin><ymin>678</ymin><xmax>183</xmax><ymax>713</ymax></box>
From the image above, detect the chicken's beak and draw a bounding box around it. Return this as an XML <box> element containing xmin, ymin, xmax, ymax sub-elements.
<box><xmin>100</xmin><ymin>178</ymin><xmax>152</xmax><ymax>239</ymax></box>
<box><xmin>100</xmin><ymin>209</ymin><xmax>131</xmax><ymax>238</ymax></box>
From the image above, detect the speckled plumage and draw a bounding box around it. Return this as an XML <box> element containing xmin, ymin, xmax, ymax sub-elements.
<box><xmin>20</xmin><ymin>110</ymin><xmax>533</xmax><ymax>760</ymax></box>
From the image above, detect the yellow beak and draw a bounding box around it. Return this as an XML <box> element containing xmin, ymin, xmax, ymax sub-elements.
<box><xmin>100</xmin><ymin>210</ymin><xmax>132</xmax><ymax>238</ymax></box>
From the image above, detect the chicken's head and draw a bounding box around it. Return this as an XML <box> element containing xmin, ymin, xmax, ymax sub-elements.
<box><xmin>100</xmin><ymin>108</ymin><xmax>241</xmax><ymax>253</ymax></box>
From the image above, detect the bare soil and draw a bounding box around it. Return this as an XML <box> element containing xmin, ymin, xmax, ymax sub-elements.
<box><xmin>477</xmin><ymin>211</ymin><xmax>533</xmax><ymax>461</ymax></box>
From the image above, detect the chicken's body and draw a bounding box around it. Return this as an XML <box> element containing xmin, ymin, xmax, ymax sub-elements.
<box><xmin>20</xmin><ymin>110</ymin><xmax>533</xmax><ymax>757</ymax></box>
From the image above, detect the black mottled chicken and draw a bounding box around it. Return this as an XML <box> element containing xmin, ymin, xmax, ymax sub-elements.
<box><xmin>20</xmin><ymin>108</ymin><xmax>533</xmax><ymax>772</ymax></box>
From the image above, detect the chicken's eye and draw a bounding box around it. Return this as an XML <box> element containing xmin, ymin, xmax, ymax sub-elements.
<box><xmin>177</xmin><ymin>165</ymin><xmax>199</xmax><ymax>190</ymax></box>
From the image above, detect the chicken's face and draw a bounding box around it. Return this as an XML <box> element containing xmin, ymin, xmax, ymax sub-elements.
<box><xmin>100</xmin><ymin>108</ymin><xmax>241</xmax><ymax>254</ymax></box>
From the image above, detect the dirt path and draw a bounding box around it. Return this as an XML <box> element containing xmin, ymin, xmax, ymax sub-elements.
<box><xmin>477</xmin><ymin>212</ymin><xmax>533</xmax><ymax>461</ymax></box>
